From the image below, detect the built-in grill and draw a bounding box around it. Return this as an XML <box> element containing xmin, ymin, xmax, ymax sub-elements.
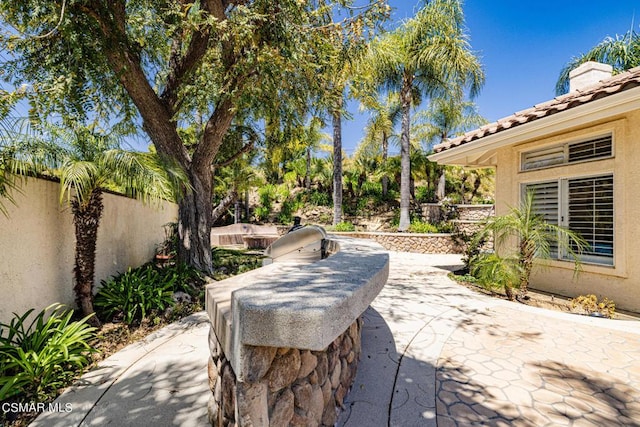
<box><xmin>263</xmin><ymin>225</ymin><xmax>327</xmax><ymax>265</ymax></box>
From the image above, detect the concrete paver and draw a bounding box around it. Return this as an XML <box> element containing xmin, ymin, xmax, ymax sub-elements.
<box><xmin>31</xmin><ymin>312</ymin><xmax>210</xmax><ymax>427</ymax></box>
<box><xmin>31</xmin><ymin>251</ymin><xmax>640</xmax><ymax>426</ymax></box>
<box><xmin>340</xmin><ymin>252</ymin><xmax>640</xmax><ymax>427</ymax></box>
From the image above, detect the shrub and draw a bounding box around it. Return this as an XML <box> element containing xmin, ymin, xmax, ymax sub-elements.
<box><xmin>308</xmin><ymin>190</ymin><xmax>331</xmax><ymax>207</ymax></box>
<box><xmin>332</xmin><ymin>221</ymin><xmax>356</xmax><ymax>232</ymax></box>
<box><xmin>570</xmin><ymin>294</ymin><xmax>616</xmax><ymax>319</ymax></box>
<box><xmin>95</xmin><ymin>265</ymin><xmax>176</xmax><ymax>325</ymax></box>
<box><xmin>258</xmin><ymin>184</ymin><xmax>276</xmax><ymax>208</ymax></box>
<box><xmin>471</xmin><ymin>253</ymin><xmax>521</xmax><ymax>301</ymax></box>
<box><xmin>278</xmin><ymin>199</ymin><xmax>295</xmax><ymax>224</ymax></box>
<box><xmin>415</xmin><ymin>186</ymin><xmax>436</xmax><ymax>203</ymax></box>
<box><xmin>211</xmin><ymin>248</ymin><xmax>263</xmax><ymax>280</ymax></box>
<box><xmin>0</xmin><ymin>304</ymin><xmax>96</xmax><ymax>401</ymax></box>
<box><xmin>156</xmin><ymin>262</ymin><xmax>204</xmax><ymax>298</ymax></box>
<box><xmin>408</xmin><ymin>220</ymin><xmax>438</xmax><ymax>234</ymax></box>
<box><xmin>254</xmin><ymin>206</ymin><xmax>270</xmax><ymax>222</ymax></box>
<box><xmin>454</xmin><ymin>230</ymin><xmax>487</xmax><ymax>273</ymax></box>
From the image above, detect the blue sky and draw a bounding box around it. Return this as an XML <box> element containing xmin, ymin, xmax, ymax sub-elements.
<box><xmin>340</xmin><ymin>0</ymin><xmax>638</xmax><ymax>156</ymax></box>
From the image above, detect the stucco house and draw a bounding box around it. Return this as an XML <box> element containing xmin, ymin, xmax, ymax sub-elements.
<box><xmin>429</xmin><ymin>61</ymin><xmax>640</xmax><ymax>313</ymax></box>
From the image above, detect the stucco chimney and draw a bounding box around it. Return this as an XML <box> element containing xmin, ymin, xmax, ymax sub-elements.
<box><xmin>569</xmin><ymin>61</ymin><xmax>613</xmax><ymax>92</ymax></box>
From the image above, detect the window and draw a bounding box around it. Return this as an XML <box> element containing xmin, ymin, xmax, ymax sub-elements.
<box><xmin>525</xmin><ymin>174</ymin><xmax>614</xmax><ymax>266</ymax></box>
<box><xmin>521</xmin><ymin>135</ymin><xmax>612</xmax><ymax>171</ymax></box>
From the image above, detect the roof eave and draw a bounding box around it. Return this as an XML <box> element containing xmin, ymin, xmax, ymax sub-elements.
<box><xmin>428</xmin><ymin>88</ymin><xmax>640</xmax><ymax>167</ymax></box>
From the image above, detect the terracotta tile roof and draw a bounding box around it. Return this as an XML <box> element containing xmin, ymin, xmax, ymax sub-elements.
<box><xmin>433</xmin><ymin>66</ymin><xmax>640</xmax><ymax>153</ymax></box>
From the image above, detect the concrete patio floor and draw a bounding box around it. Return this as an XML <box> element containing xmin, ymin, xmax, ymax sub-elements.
<box><xmin>339</xmin><ymin>252</ymin><xmax>640</xmax><ymax>427</ymax></box>
<box><xmin>32</xmin><ymin>252</ymin><xmax>640</xmax><ymax>426</ymax></box>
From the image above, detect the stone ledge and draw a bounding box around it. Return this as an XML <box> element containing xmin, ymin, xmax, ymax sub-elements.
<box><xmin>205</xmin><ymin>236</ymin><xmax>389</xmax><ymax>379</ymax></box>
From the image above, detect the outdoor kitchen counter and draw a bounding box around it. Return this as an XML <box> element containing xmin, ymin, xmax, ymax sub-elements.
<box><xmin>205</xmin><ymin>235</ymin><xmax>389</xmax><ymax>377</ymax></box>
<box><xmin>205</xmin><ymin>235</ymin><xmax>389</xmax><ymax>426</ymax></box>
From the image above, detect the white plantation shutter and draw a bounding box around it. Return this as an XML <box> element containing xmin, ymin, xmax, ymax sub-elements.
<box><xmin>568</xmin><ymin>135</ymin><xmax>612</xmax><ymax>163</ymax></box>
<box><xmin>521</xmin><ymin>134</ymin><xmax>612</xmax><ymax>171</ymax></box>
<box><xmin>567</xmin><ymin>175</ymin><xmax>614</xmax><ymax>265</ymax></box>
<box><xmin>525</xmin><ymin>181</ymin><xmax>559</xmax><ymax>256</ymax></box>
<box><xmin>524</xmin><ymin>174</ymin><xmax>614</xmax><ymax>266</ymax></box>
<box><xmin>522</xmin><ymin>146</ymin><xmax>565</xmax><ymax>171</ymax></box>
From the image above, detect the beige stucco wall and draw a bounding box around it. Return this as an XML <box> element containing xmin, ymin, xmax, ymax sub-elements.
<box><xmin>494</xmin><ymin>112</ymin><xmax>640</xmax><ymax>313</ymax></box>
<box><xmin>0</xmin><ymin>177</ymin><xmax>178</xmax><ymax>323</ymax></box>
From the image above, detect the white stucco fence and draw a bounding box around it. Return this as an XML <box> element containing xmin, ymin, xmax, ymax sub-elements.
<box><xmin>0</xmin><ymin>176</ymin><xmax>178</xmax><ymax>324</ymax></box>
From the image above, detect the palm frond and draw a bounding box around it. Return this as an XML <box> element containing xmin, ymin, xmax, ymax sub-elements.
<box><xmin>59</xmin><ymin>160</ymin><xmax>99</xmax><ymax>207</ymax></box>
<box><xmin>99</xmin><ymin>150</ymin><xmax>188</xmax><ymax>205</ymax></box>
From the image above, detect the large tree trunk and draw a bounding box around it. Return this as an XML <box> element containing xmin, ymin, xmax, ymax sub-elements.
<box><xmin>72</xmin><ymin>190</ymin><xmax>104</xmax><ymax>327</ymax></box>
<box><xmin>178</xmin><ymin>169</ymin><xmax>214</xmax><ymax>274</ymax></box>
<box><xmin>437</xmin><ymin>168</ymin><xmax>446</xmax><ymax>201</ymax></box>
<box><xmin>332</xmin><ymin>99</ymin><xmax>343</xmax><ymax>226</ymax></box>
<box><xmin>398</xmin><ymin>73</ymin><xmax>413</xmax><ymax>231</ymax></box>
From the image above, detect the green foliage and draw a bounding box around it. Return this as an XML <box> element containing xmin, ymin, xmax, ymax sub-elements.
<box><xmin>94</xmin><ymin>265</ymin><xmax>176</xmax><ymax>325</ymax></box>
<box><xmin>211</xmin><ymin>248</ymin><xmax>263</xmax><ymax>280</ymax></box>
<box><xmin>258</xmin><ymin>184</ymin><xmax>276</xmax><ymax>210</ymax></box>
<box><xmin>570</xmin><ymin>294</ymin><xmax>616</xmax><ymax>319</ymax></box>
<box><xmin>0</xmin><ymin>304</ymin><xmax>96</xmax><ymax>401</ymax></box>
<box><xmin>278</xmin><ymin>200</ymin><xmax>295</xmax><ymax>224</ymax></box>
<box><xmin>156</xmin><ymin>222</ymin><xmax>178</xmax><ymax>256</ymax></box>
<box><xmin>415</xmin><ymin>186</ymin><xmax>436</xmax><ymax>204</ymax></box>
<box><xmin>408</xmin><ymin>220</ymin><xmax>438</xmax><ymax>234</ymax></box>
<box><xmin>332</xmin><ymin>221</ymin><xmax>356</xmax><ymax>232</ymax></box>
<box><xmin>476</xmin><ymin>191</ymin><xmax>588</xmax><ymax>298</ymax></box>
<box><xmin>454</xmin><ymin>230</ymin><xmax>487</xmax><ymax>273</ymax></box>
<box><xmin>471</xmin><ymin>253</ymin><xmax>521</xmax><ymax>300</ymax></box>
<box><xmin>308</xmin><ymin>190</ymin><xmax>331</xmax><ymax>207</ymax></box>
<box><xmin>556</xmin><ymin>30</ymin><xmax>640</xmax><ymax>95</ymax></box>
<box><xmin>254</xmin><ymin>206</ymin><xmax>271</xmax><ymax>222</ymax></box>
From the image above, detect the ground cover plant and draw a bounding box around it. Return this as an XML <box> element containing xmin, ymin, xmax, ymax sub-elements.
<box><xmin>0</xmin><ymin>304</ymin><xmax>96</xmax><ymax>425</ymax></box>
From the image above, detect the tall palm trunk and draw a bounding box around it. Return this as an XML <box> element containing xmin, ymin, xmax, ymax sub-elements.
<box><xmin>382</xmin><ymin>131</ymin><xmax>389</xmax><ymax>197</ymax></box>
<box><xmin>518</xmin><ymin>239</ymin><xmax>536</xmax><ymax>299</ymax></box>
<box><xmin>398</xmin><ymin>72</ymin><xmax>413</xmax><ymax>231</ymax></box>
<box><xmin>72</xmin><ymin>190</ymin><xmax>103</xmax><ymax>327</ymax></box>
<box><xmin>305</xmin><ymin>146</ymin><xmax>312</xmax><ymax>190</ymax></box>
<box><xmin>332</xmin><ymin>100</ymin><xmax>343</xmax><ymax>226</ymax></box>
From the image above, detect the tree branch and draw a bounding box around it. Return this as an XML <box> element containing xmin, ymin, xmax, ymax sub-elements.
<box><xmin>211</xmin><ymin>189</ymin><xmax>238</xmax><ymax>224</ymax></box>
<box><xmin>213</xmin><ymin>138</ymin><xmax>255</xmax><ymax>168</ymax></box>
<box><xmin>78</xmin><ymin>2</ymin><xmax>191</xmax><ymax>168</ymax></box>
<box><xmin>160</xmin><ymin>0</ymin><xmax>226</xmax><ymax>109</ymax></box>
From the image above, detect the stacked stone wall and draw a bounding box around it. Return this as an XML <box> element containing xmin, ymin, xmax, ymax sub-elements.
<box><xmin>337</xmin><ymin>232</ymin><xmax>463</xmax><ymax>254</ymax></box>
<box><xmin>207</xmin><ymin>318</ymin><xmax>362</xmax><ymax>427</ymax></box>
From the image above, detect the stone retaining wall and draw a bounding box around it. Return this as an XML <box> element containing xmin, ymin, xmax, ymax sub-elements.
<box><xmin>335</xmin><ymin>232</ymin><xmax>463</xmax><ymax>254</ymax></box>
<box><xmin>420</xmin><ymin>203</ymin><xmax>494</xmax><ymax>223</ymax></box>
<box><xmin>207</xmin><ymin>318</ymin><xmax>362</xmax><ymax>426</ymax></box>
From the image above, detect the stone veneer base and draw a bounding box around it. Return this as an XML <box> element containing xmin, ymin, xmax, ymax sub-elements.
<box><xmin>207</xmin><ymin>318</ymin><xmax>362</xmax><ymax>427</ymax></box>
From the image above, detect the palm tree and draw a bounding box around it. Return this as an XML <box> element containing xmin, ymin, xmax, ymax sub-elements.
<box><xmin>475</xmin><ymin>191</ymin><xmax>588</xmax><ymax>300</ymax></box>
<box><xmin>0</xmin><ymin>122</ymin><xmax>185</xmax><ymax>325</ymax></box>
<box><xmin>556</xmin><ymin>29</ymin><xmax>640</xmax><ymax>95</ymax></box>
<box><xmin>414</xmin><ymin>96</ymin><xmax>486</xmax><ymax>200</ymax></box>
<box><xmin>358</xmin><ymin>92</ymin><xmax>402</xmax><ymax>197</ymax></box>
<box><xmin>365</xmin><ymin>0</ymin><xmax>484</xmax><ymax>231</ymax></box>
